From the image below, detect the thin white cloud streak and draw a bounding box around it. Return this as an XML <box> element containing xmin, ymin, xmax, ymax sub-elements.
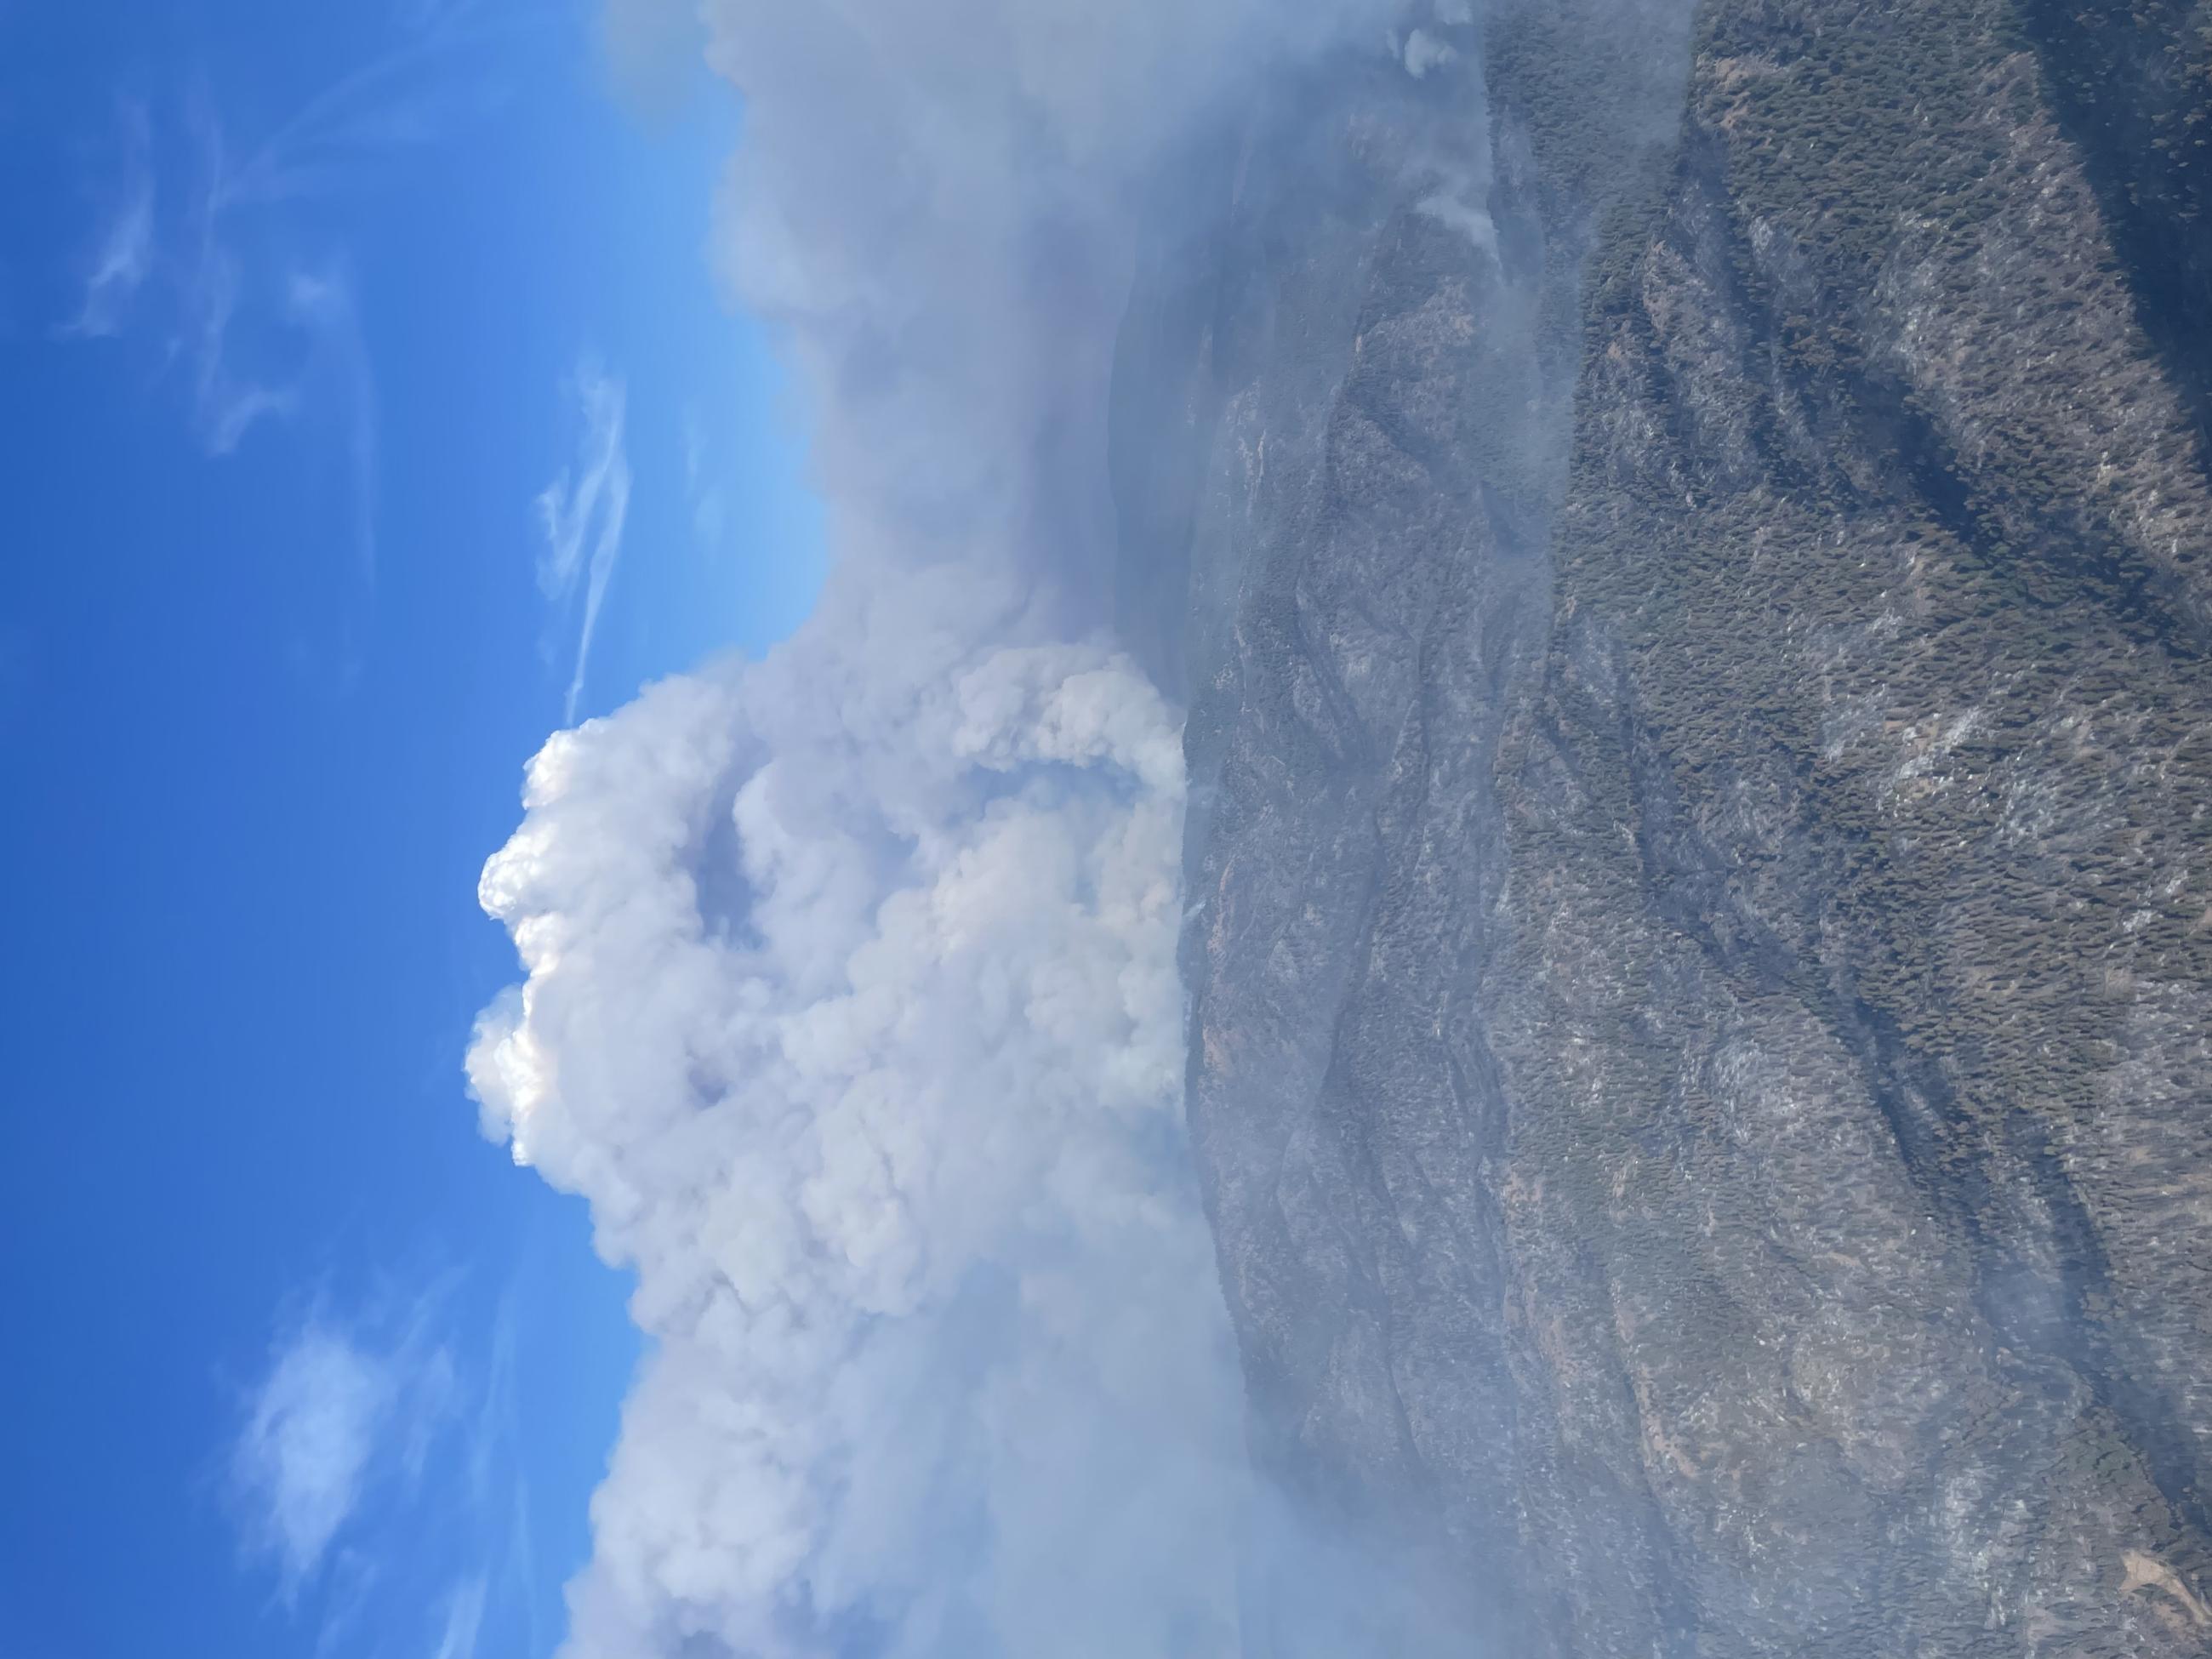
<box><xmin>681</xmin><ymin>407</ymin><xmax>728</xmax><ymax>554</ymax></box>
<box><xmin>165</xmin><ymin>101</ymin><xmax>385</xmax><ymax>639</ymax></box>
<box><xmin>59</xmin><ymin>4</ymin><xmax>525</xmax><ymax>601</ymax></box>
<box><xmin>536</xmin><ymin>363</ymin><xmax>632</xmax><ymax>723</ymax></box>
<box><xmin>468</xmin><ymin>1284</ymin><xmax>546</xmax><ymax>1652</ymax></box>
<box><xmin>214</xmin><ymin>0</ymin><xmax>511</xmax><ymax>211</ymax></box>
<box><xmin>63</xmin><ymin>99</ymin><xmax>156</xmax><ymax>339</ymax></box>
<box><xmin>288</xmin><ymin>267</ymin><xmax>381</xmax><ymax>597</ymax></box>
<box><xmin>431</xmin><ymin>1573</ymin><xmax>490</xmax><ymax>1659</ymax></box>
<box><xmin>175</xmin><ymin>84</ymin><xmax>379</xmax><ymax>466</ymax></box>
<box><xmin>176</xmin><ymin>86</ymin><xmax>297</xmax><ymax>457</ymax></box>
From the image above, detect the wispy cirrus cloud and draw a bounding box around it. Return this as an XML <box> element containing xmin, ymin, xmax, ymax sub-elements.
<box><xmin>57</xmin><ymin>1</ymin><xmax>533</xmax><ymax>660</ymax></box>
<box><xmin>231</xmin><ymin>1320</ymin><xmax>389</xmax><ymax>1587</ymax></box>
<box><xmin>286</xmin><ymin>266</ymin><xmax>380</xmax><ymax>591</ymax></box>
<box><xmin>681</xmin><ymin>405</ymin><xmax>727</xmax><ymax>555</ymax></box>
<box><xmin>226</xmin><ymin>1272</ymin><xmax>554</xmax><ymax>1658</ymax></box>
<box><xmin>227</xmin><ymin>1293</ymin><xmax>457</xmax><ymax>1594</ymax></box>
<box><xmin>430</xmin><ymin>1573</ymin><xmax>490</xmax><ymax>1659</ymax></box>
<box><xmin>535</xmin><ymin>360</ymin><xmax>632</xmax><ymax>724</ymax></box>
<box><xmin>62</xmin><ymin>96</ymin><xmax>156</xmax><ymax>339</ymax></box>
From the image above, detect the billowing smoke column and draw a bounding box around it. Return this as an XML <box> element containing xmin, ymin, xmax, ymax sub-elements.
<box><xmin>470</xmin><ymin>572</ymin><xmax>1241</xmax><ymax>1655</ymax></box>
<box><xmin>471</xmin><ymin>0</ymin><xmax>1418</xmax><ymax>1652</ymax></box>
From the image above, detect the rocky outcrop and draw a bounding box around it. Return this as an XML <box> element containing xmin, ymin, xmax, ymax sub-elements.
<box><xmin>1119</xmin><ymin>2</ymin><xmax>2212</xmax><ymax>1651</ymax></box>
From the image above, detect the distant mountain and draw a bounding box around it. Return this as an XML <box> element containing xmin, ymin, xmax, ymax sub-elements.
<box><xmin>1114</xmin><ymin>2</ymin><xmax>2212</xmax><ymax>1650</ymax></box>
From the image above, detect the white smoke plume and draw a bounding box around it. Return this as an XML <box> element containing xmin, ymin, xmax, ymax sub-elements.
<box><xmin>470</xmin><ymin>567</ymin><xmax>1243</xmax><ymax>1656</ymax></box>
<box><xmin>678</xmin><ymin>0</ymin><xmax>1394</xmax><ymax>607</ymax></box>
<box><xmin>473</xmin><ymin>0</ymin><xmax>1416</xmax><ymax>1652</ymax></box>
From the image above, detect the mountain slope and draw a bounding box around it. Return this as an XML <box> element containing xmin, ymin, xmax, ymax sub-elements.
<box><xmin>1123</xmin><ymin>2</ymin><xmax>2212</xmax><ymax>1650</ymax></box>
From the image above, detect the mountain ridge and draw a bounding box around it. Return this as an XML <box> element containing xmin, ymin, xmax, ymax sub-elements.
<box><xmin>1112</xmin><ymin>2</ymin><xmax>2212</xmax><ymax>1650</ymax></box>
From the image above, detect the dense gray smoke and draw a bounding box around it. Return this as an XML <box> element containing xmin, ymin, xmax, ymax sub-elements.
<box><xmin>468</xmin><ymin>3</ymin><xmax>1493</xmax><ymax>1656</ymax></box>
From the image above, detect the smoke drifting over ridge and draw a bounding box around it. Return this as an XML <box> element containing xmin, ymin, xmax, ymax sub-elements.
<box><xmin>645</xmin><ymin>0</ymin><xmax>1402</xmax><ymax>620</ymax></box>
<box><xmin>470</xmin><ymin>1</ymin><xmax>1428</xmax><ymax>1653</ymax></box>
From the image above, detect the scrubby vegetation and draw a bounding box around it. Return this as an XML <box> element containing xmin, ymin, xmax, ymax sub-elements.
<box><xmin>1491</xmin><ymin>0</ymin><xmax>2212</xmax><ymax>1626</ymax></box>
<box><xmin>1512</xmin><ymin>0</ymin><xmax>2212</xmax><ymax>1127</ymax></box>
<box><xmin>2020</xmin><ymin>0</ymin><xmax>2212</xmax><ymax>450</ymax></box>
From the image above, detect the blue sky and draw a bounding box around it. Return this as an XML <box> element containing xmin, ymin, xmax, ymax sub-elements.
<box><xmin>0</xmin><ymin>3</ymin><xmax>820</xmax><ymax>1655</ymax></box>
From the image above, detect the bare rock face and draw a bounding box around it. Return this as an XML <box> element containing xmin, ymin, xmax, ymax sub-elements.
<box><xmin>1115</xmin><ymin>2</ymin><xmax>2212</xmax><ymax>1652</ymax></box>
